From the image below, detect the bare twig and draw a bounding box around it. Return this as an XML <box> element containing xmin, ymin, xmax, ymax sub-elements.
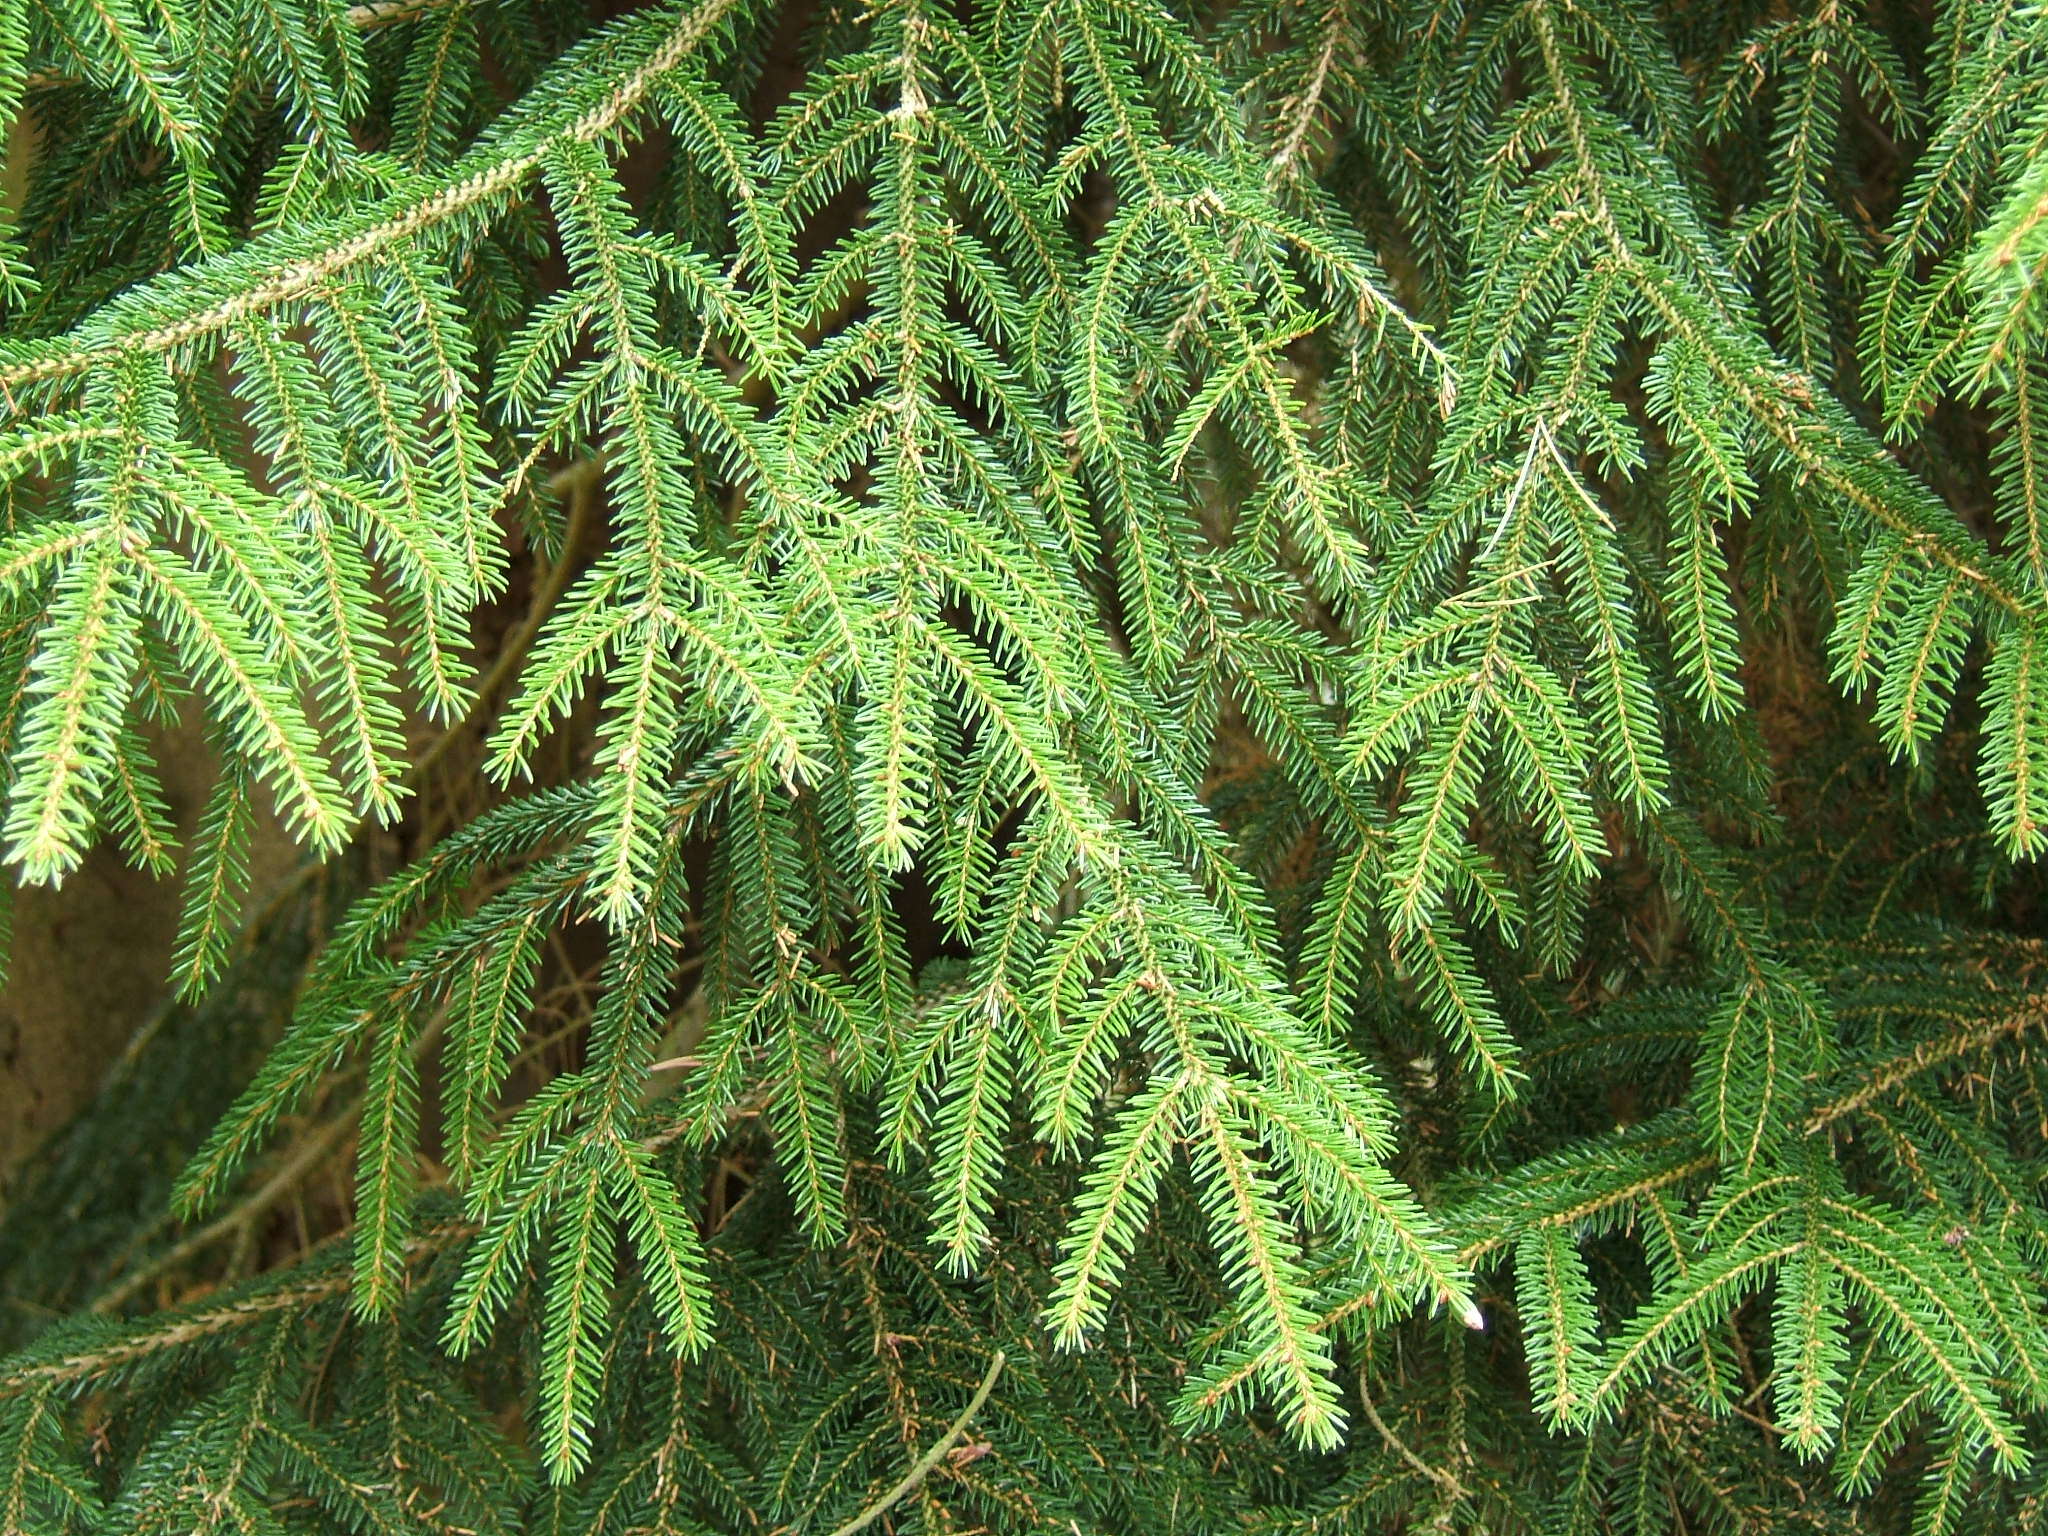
<box><xmin>819</xmin><ymin>1350</ymin><xmax>1007</xmax><ymax>1536</ymax></box>
<box><xmin>1357</xmin><ymin>1371</ymin><xmax>1464</xmax><ymax>1502</ymax></box>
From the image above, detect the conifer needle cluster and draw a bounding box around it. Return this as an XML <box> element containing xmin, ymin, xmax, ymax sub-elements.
<box><xmin>4</xmin><ymin>0</ymin><xmax>2048</xmax><ymax>1529</ymax></box>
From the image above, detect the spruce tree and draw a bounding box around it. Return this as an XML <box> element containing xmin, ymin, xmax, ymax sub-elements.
<box><xmin>2</xmin><ymin>0</ymin><xmax>2048</xmax><ymax>1528</ymax></box>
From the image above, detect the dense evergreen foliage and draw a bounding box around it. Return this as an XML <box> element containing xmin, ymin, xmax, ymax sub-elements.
<box><xmin>4</xmin><ymin>0</ymin><xmax>2048</xmax><ymax>1528</ymax></box>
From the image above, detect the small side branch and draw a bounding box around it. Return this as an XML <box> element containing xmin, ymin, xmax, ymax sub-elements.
<box><xmin>821</xmin><ymin>1350</ymin><xmax>1007</xmax><ymax>1536</ymax></box>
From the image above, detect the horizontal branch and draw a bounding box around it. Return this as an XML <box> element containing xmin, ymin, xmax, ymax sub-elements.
<box><xmin>0</xmin><ymin>1221</ymin><xmax>475</xmax><ymax>1394</ymax></box>
<box><xmin>1805</xmin><ymin>994</ymin><xmax>2048</xmax><ymax>1132</ymax></box>
<box><xmin>0</xmin><ymin>0</ymin><xmax>740</xmax><ymax>396</ymax></box>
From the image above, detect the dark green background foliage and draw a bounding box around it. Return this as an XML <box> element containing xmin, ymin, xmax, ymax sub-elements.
<box><xmin>3</xmin><ymin>0</ymin><xmax>2048</xmax><ymax>1528</ymax></box>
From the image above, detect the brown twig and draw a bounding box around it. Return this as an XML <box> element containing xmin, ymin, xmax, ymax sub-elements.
<box><xmin>817</xmin><ymin>1350</ymin><xmax>1007</xmax><ymax>1536</ymax></box>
